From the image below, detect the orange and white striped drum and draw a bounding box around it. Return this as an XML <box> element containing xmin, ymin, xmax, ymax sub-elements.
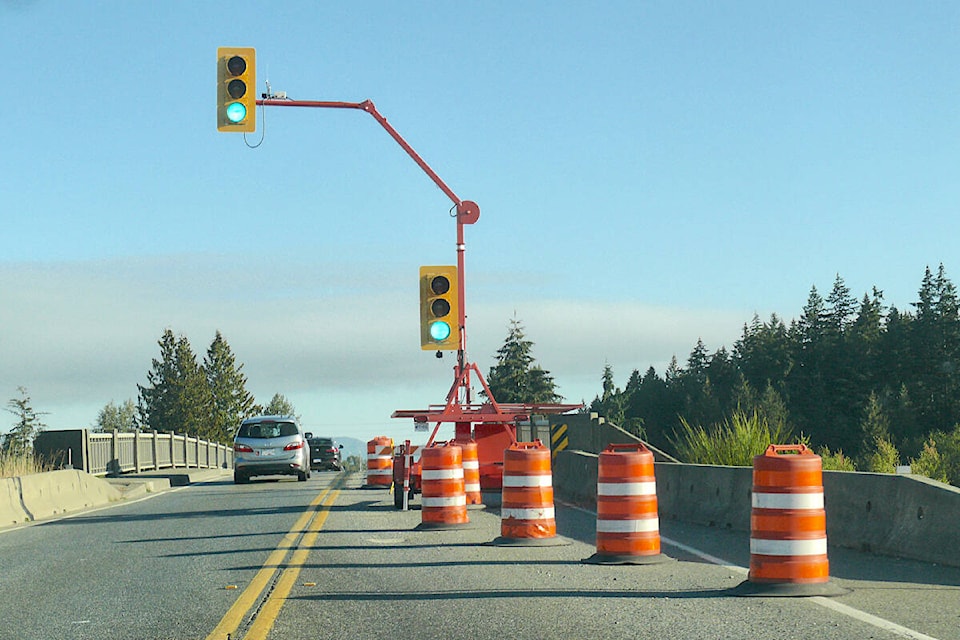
<box><xmin>365</xmin><ymin>436</ymin><xmax>393</xmax><ymax>488</ymax></box>
<box><xmin>459</xmin><ymin>440</ymin><xmax>483</xmax><ymax>506</ymax></box>
<box><xmin>735</xmin><ymin>444</ymin><xmax>848</xmax><ymax>597</ymax></box>
<box><xmin>417</xmin><ymin>442</ymin><xmax>469</xmax><ymax>529</ymax></box>
<box><xmin>584</xmin><ymin>442</ymin><xmax>665</xmax><ymax>564</ymax></box>
<box><xmin>749</xmin><ymin>444</ymin><xmax>828</xmax><ymax>584</ymax></box>
<box><xmin>498</xmin><ymin>441</ymin><xmax>558</xmax><ymax>542</ymax></box>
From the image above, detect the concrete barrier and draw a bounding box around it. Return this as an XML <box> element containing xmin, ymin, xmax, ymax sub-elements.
<box><xmin>553</xmin><ymin>449</ymin><xmax>960</xmax><ymax>568</ymax></box>
<box><xmin>0</xmin><ymin>477</ymin><xmax>30</xmax><ymax>526</ymax></box>
<box><xmin>18</xmin><ymin>469</ymin><xmax>122</xmax><ymax>521</ymax></box>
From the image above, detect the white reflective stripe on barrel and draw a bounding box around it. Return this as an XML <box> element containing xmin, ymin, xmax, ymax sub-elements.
<box><xmin>752</xmin><ymin>492</ymin><xmax>824</xmax><ymax>510</ymax></box>
<box><xmin>750</xmin><ymin>537</ymin><xmax>827</xmax><ymax>556</ymax></box>
<box><xmin>502</xmin><ymin>474</ymin><xmax>553</xmax><ymax>488</ymax></box>
<box><xmin>501</xmin><ymin>507</ymin><xmax>555</xmax><ymax>520</ymax></box>
<box><xmin>597</xmin><ymin>481</ymin><xmax>657</xmax><ymax>497</ymax></box>
<box><xmin>464</xmin><ymin>482</ymin><xmax>481</xmax><ymax>491</ymax></box>
<box><xmin>367</xmin><ymin>455</ymin><xmax>392</xmax><ymax>461</ymax></box>
<box><xmin>421</xmin><ymin>468</ymin><xmax>464</xmax><ymax>481</ymax></box>
<box><xmin>462</xmin><ymin>460</ymin><xmax>479</xmax><ymax>469</ymax></box>
<box><xmin>366</xmin><ymin>469</ymin><xmax>392</xmax><ymax>476</ymax></box>
<box><xmin>596</xmin><ymin>517</ymin><xmax>659</xmax><ymax>533</ymax></box>
<box><xmin>422</xmin><ymin>495</ymin><xmax>467</xmax><ymax>508</ymax></box>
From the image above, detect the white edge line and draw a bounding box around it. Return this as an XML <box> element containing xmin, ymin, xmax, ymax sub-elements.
<box><xmin>557</xmin><ymin>500</ymin><xmax>941</xmax><ymax>640</ymax></box>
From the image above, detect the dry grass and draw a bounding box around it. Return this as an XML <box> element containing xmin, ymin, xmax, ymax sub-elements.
<box><xmin>0</xmin><ymin>450</ymin><xmax>49</xmax><ymax>478</ymax></box>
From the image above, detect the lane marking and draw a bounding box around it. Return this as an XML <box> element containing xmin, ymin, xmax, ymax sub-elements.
<box><xmin>204</xmin><ymin>482</ymin><xmax>339</xmax><ymax>640</ymax></box>
<box><xmin>243</xmin><ymin>487</ymin><xmax>340</xmax><ymax>640</ymax></box>
<box><xmin>561</xmin><ymin>501</ymin><xmax>942</xmax><ymax>640</ymax></box>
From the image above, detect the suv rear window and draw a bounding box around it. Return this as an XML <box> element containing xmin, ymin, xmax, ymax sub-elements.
<box><xmin>310</xmin><ymin>438</ymin><xmax>334</xmax><ymax>448</ymax></box>
<box><xmin>238</xmin><ymin>421</ymin><xmax>298</xmax><ymax>439</ymax></box>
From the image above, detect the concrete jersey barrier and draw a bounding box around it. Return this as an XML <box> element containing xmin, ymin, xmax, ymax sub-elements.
<box><xmin>553</xmin><ymin>449</ymin><xmax>960</xmax><ymax>569</ymax></box>
<box><xmin>1</xmin><ymin>477</ymin><xmax>30</xmax><ymax>527</ymax></box>
<box><xmin>5</xmin><ymin>470</ymin><xmax>122</xmax><ymax>524</ymax></box>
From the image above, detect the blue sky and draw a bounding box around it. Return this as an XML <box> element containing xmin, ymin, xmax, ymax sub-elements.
<box><xmin>2</xmin><ymin>2</ymin><xmax>958</xmax><ymax>443</ymax></box>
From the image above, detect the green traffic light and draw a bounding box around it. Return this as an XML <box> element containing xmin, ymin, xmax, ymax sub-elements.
<box><xmin>226</xmin><ymin>102</ymin><xmax>247</xmax><ymax>123</ymax></box>
<box><xmin>429</xmin><ymin>321</ymin><xmax>451</xmax><ymax>342</ymax></box>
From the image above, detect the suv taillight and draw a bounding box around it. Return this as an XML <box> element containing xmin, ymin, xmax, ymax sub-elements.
<box><xmin>284</xmin><ymin>440</ymin><xmax>304</xmax><ymax>451</ymax></box>
<box><xmin>234</xmin><ymin>443</ymin><xmax>254</xmax><ymax>453</ymax></box>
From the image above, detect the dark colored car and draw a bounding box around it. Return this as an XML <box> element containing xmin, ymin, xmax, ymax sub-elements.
<box><xmin>233</xmin><ymin>415</ymin><xmax>311</xmax><ymax>483</ymax></box>
<box><xmin>308</xmin><ymin>437</ymin><xmax>343</xmax><ymax>471</ymax></box>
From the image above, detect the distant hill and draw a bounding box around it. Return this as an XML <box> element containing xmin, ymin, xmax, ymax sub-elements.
<box><xmin>332</xmin><ymin>437</ymin><xmax>366</xmax><ymax>460</ymax></box>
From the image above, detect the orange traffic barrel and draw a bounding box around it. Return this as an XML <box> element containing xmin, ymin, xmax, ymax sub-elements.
<box><xmin>365</xmin><ymin>436</ymin><xmax>393</xmax><ymax>488</ymax></box>
<box><xmin>490</xmin><ymin>440</ymin><xmax>569</xmax><ymax>546</ymax></box>
<box><xmin>734</xmin><ymin>444</ymin><xmax>848</xmax><ymax>597</ymax></box>
<box><xmin>583</xmin><ymin>443</ymin><xmax>669</xmax><ymax>565</ymax></box>
<box><xmin>458</xmin><ymin>440</ymin><xmax>483</xmax><ymax>507</ymax></box>
<box><xmin>416</xmin><ymin>442</ymin><xmax>470</xmax><ymax>530</ymax></box>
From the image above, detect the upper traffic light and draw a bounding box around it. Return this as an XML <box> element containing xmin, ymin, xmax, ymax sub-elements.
<box><xmin>217</xmin><ymin>47</ymin><xmax>256</xmax><ymax>133</ymax></box>
<box><xmin>420</xmin><ymin>266</ymin><xmax>460</xmax><ymax>350</ymax></box>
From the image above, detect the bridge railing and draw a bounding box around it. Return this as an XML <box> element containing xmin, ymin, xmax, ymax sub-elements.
<box><xmin>34</xmin><ymin>429</ymin><xmax>233</xmax><ymax>476</ymax></box>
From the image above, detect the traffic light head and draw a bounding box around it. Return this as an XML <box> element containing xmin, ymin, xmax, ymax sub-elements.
<box><xmin>217</xmin><ymin>47</ymin><xmax>256</xmax><ymax>133</ymax></box>
<box><xmin>420</xmin><ymin>266</ymin><xmax>460</xmax><ymax>350</ymax></box>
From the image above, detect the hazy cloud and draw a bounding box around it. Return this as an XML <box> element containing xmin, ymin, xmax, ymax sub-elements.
<box><xmin>1</xmin><ymin>255</ymin><xmax>752</xmax><ymax>438</ymax></box>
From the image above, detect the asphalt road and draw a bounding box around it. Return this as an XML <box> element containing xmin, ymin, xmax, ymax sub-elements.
<box><xmin>1</xmin><ymin>471</ymin><xmax>958</xmax><ymax>640</ymax></box>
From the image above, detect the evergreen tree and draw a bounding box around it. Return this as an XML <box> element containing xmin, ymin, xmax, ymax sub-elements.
<box><xmin>137</xmin><ymin>329</ymin><xmax>178</xmax><ymax>430</ymax></box>
<box><xmin>263</xmin><ymin>393</ymin><xmax>296</xmax><ymax>417</ymax></box>
<box><xmin>138</xmin><ymin>330</ymin><xmax>213</xmax><ymax>435</ymax></box>
<box><xmin>590</xmin><ymin>364</ymin><xmax>629</xmax><ymax>428</ymax></box>
<box><xmin>734</xmin><ymin>314</ymin><xmax>790</xmax><ymax>394</ymax></box>
<box><xmin>3</xmin><ymin>387</ymin><xmax>47</xmax><ymax>457</ymax></box>
<box><xmin>204</xmin><ymin>331</ymin><xmax>256</xmax><ymax>443</ymax></box>
<box><xmin>858</xmin><ymin>392</ymin><xmax>892</xmax><ymax>461</ymax></box>
<box><xmin>484</xmin><ymin>316</ymin><xmax>562</xmax><ymax>404</ymax></box>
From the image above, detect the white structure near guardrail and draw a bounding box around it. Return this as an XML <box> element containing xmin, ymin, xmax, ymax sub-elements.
<box><xmin>34</xmin><ymin>429</ymin><xmax>233</xmax><ymax>476</ymax></box>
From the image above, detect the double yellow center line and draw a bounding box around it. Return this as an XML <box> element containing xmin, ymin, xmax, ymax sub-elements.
<box><xmin>206</xmin><ymin>479</ymin><xmax>343</xmax><ymax>640</ymax></box>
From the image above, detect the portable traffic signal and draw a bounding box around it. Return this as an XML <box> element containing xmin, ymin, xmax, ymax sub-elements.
<box><xmin>420</xmin><ymin>266</ymin><xmax>460</xmax><ymax>350</ymax></box>
<box><xmin>217</xmin><ymin>47</ymin><xmax>256</xmax><ymax>132</ymax></box>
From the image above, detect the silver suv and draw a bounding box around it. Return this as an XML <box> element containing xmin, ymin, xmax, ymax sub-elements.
<box><xmin>233</xmin><ymin>415</ymin><xmax>311</xmax><ymax>484</ymax></box>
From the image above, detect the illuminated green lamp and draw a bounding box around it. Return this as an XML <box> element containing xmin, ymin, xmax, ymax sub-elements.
<box><xmin>429</xmin><ymin>320</ymin><xmax>452</xmax><ymax>342</ymax></box>
<box><xmin>226</xmin><ymin>102</ymin><xmax>247</xmax><ymax>123</ymax></box>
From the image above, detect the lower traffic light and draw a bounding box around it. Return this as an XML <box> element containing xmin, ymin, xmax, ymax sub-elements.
<box><xmin>420</xmin><ymin>266</ymin><xmax>460</xmax><ymax>350</ymax></box>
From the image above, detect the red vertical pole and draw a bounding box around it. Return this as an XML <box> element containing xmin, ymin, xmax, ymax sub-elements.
<box><xmin>402</xmin><ymin>439</ymin><xmax>412</xmax><ymax>511</ymax></box>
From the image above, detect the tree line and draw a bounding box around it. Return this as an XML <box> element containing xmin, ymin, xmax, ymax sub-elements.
<box><xmin>588</xmin><ymin>265</ymin><xmax>960</xmax><ymax>484</ymax></box>
<box><xmin>99</xmin><ymin>329</ymin><xmax>294</xmax><ymax>444</ymax></box>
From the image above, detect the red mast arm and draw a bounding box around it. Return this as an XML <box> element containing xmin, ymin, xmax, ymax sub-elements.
<box><xmin>258</xmin><ymin>99</ymin><xmax>466</xmax><ymax>210</ymax></box>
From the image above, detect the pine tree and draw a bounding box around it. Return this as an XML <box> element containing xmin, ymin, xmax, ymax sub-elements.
<box><xmin>264</xmin><ymin>393</ymin><xmax>296</xmax><ymax>417</ymax></box>
<box><xmin>3</xmin><ymin>387</ymin><xmax>47</xmax><ymax>457</ymax></box>
<box><xmin>484</xmin><ymin>316</ymin><xmax>562</xmax><ymax>404</ymax></box>
<box><xmin>138</xmin><ymin>330</ymin><xmax>213</xmax><ymax>435</ymax></box>
<box><xmin>204</xmin><ymin>331</ymin><xmax>256</xmax><ymax>443</ymax></box>
<box><xmin>138</xmin><ymin>329</ymin><xmax>179</xmax><ymax>431</ymax></box>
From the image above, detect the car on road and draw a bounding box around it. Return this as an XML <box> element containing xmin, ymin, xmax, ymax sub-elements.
<box><xmin>233</xmin><ymin>415</ymin><xmax>311</xmax><ymax>484</ymax></box>
<box><xmin>308</xmin><ymin>437</ymin><xmax>343</xmax><ymax>471</ymax></box>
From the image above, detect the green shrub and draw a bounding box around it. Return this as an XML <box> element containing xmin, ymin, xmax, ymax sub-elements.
<box><xmin>909</xmin><ymin>439</ymin><xmax>949</xmax><ymax>483</ymax></box>
<box><xmin>671</xmin><ymin>409</ymin><xmax>801</xmax><ymax>466</ymax></box>
<box><xmin>862</xmin><ymin>436</ymin><xmax>900</xmax><ymax>474</ymax></box>
<box><xmin>818</xmin><ymin>447</ymin><xmax>857</xmax><ymax>471</ymax></box>
<box><xmin>909</xmin><ymin>428</ymin><xmax>960</xmax><ymax>486</ymax></box>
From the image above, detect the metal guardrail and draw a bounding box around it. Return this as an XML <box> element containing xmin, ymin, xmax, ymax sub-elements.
<box><xmin>34</xmin><ymin>429</ymin><xmax>233</xmax><ymax>476</ymax></box>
